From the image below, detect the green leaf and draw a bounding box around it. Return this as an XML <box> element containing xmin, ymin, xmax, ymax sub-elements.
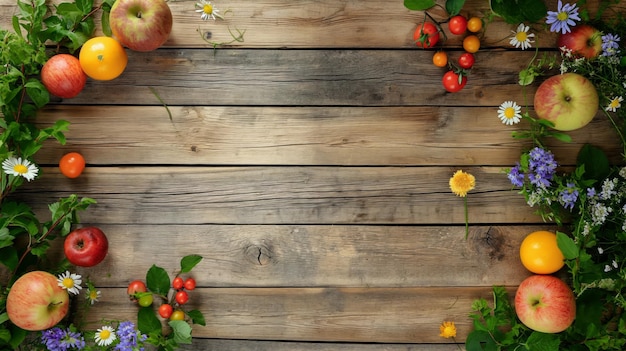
<box><xmin>168</xmin><ymin>320</ymin><xmax>193</xmax><ymax>344</ymax></box>
<box><xmin>576</xmin><ymin>144</ymin><xmax>610</xmax><ymax>182</ymax></box>
<box><xmin>0</xmin><ymin>246</ymin><xmax>19</xmax><ymax>271</ymax></box>
<box><xmin>180</xmin><ymin>255</ymin><xmax>203</xmax><ymax>273</ymax></box>
<box><xmin>446</xmin><ymin>0</ymin><xmax>466</xmax><ymax>16</ymax></box>
<box><xmin>0</xmin><ymin>328</ymin><xmax>10</xmax><ymax>343</ymax></box>
<box><xmin>76</xmin><ymin>0</ymin><xmax>94</xmax><ymax>15</ymax></box>
<box><xmin>526</xmin><ymin>331</ymin><xmax>561</xmax><ymax>351</ymax></box>
<box><xmin>491</xmin><ymin>0</ymin><xmax>547</xmax><ymax>23</ymax></box>
<box><xmin>146</xmin><ymin>264</ymin><xmax>171</xmax><ymax>295</ymax></box>
<box><xmin>101</xmin><ymin>11</ymin><xmax>112</xmax><ymax>37</ymax></box>
<box><xmin>24</xmin><ymin>78</ymin><xmax>49</xmax><ymax>108</ymax></box>
<box><xmin>187</xmin><ymin>309</ymin><xmax>206</xmax><ymax>326</ymax></box>
<box><xmin>466</xmin><ymin>330</ymin><xmax>498</xmax><ymax>351</ymax></box>
<box><xmin>0</xmin><ymin>228</ymin><xmax>16</xmax><ymax>249</ymax></box>
<box><xmin>556</xmin><ymin>231</ymin><xmax>578</xmax><ymax>260</ymax></box>
<box><xmin>404</xmin><ymin>0</ymin><xmax>436</xmax><ymax>11</ymax></box>
<box><xmin>8</xmin><ymin>325</ymin><xmax>26</xmax><ymax>349</ymax></box>
<box><xmin>137</xmin><ymin>306</ymin><xmax>162</xmax><ymax>334</ymax></box>
<box><xmin>0</xmin><ymin>313</ymin><xmax>9</xmax><ymax>325</ymax></box>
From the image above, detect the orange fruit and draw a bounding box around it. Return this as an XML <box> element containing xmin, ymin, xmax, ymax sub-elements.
<box><xmin>79</xmin><ymin>36</ymin><xmax>128</xmax><ymax>81</ymax></box>
<box><xmin>463</xmin><ymin>35</ymin><xmax>481</xmax><ymax>53</ymax></box>
<box><xmin>432</xmin><ymin>51</ymin><xmax>448</xmax><ymax>67</ymax></box>
<box><xmin>467</xmin><ymin>17</ymin><xmax>483</xmax><ymax>33</ymax></box>
<box><xmin>519</xmin><ymin>230</ymin><xmax>565</xmax><ymax>274</ymax></box>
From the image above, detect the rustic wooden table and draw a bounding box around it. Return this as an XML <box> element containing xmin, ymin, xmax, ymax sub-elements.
<box><xmin>2</xmin><ymin>0</ymin><xmax>623</xmax><ymax>349</ymax></box>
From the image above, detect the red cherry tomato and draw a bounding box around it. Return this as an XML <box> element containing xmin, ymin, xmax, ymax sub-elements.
<box><xmin>413</xmin><ymin>22</ymin><xmax>440</xmax><ymax>48</ymax></box>
<box><xmin>175</xmin><ymin>290</ymin><xmax>189</xmax><ymax>305</ymax></box>
<box><xmin>448</xmin><ymin>15</ymin><xmax>468</xmax><ymax>35</ymax></box>
<box><xmin>158</xmin><ymin>303</ymin><xmax>174</xmax><ymax>319</ymax></box>
<box><xmin>172</xmin><ymin>276</ymin><xmax>184</xmax><ymax>290</ymax></box>
<box><xmin>442</xmin><ymin>71</ymin><xmax>467</xmax><ymax>93</ymax></box>
<box><xmin>184</xmin><ymin>278</ymin><xmax>196</xmax><ymax>291</ymax></box>
<box><xmin>59</xmin><ymin>152</ymin><xmax>86</xmax><ymax>178</ymax></box>
<box><xmin>458</xmin><ymin>52</ymin><xmax>475</xmax><ymax>69</ymax></box>
<box><xmin>127</xmin><ymin>280</ymin><xmax>147</xmax><ymax>301</ymax></box>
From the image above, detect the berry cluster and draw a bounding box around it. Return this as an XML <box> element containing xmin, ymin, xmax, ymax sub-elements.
<box><xmin>413</xmin><ymin>13</ymin><xmax>484</xmax><ymax>93</ymax></box>
<box><xmin>127</xmin><ymin>275</ymin><xmax>198</xmax><ymax>322</ymax></box>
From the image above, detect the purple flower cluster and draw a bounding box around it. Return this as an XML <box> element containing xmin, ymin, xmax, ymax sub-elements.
<box><xmin>602</xmin><ymin>33</ymin><xmax>621</xmax><ymax>57</ymax></box>
<box><xmin>559</xmin><ymin>182</ymin><xmax>579</xmax><ymax>210</ymax></box>
<box><xmin>41</xmin><ymin>327</ymin><xmax>86</xmax><ymax>351</ymax></box>
<box><xmin>508</xmin><ymin>147</ymin><xmax>558</xmax><ymax>188</ymax></box>
<box><xmin>114</xmin><ymin>321</ymin><xmax>147</xmax><ymax>351</ymax></box>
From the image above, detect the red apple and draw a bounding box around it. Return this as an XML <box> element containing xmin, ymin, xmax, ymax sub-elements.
<box><xmin>6</xmin><ymin>271</ymin><xmax>69</xmax><ymax>331</ymax></box>
<box><xmin>557</xmin><ymin>24</ymin><xmax>602</xmax><ymax>59</ymax></box>
<box><xmin>109</xmin><ymin>0</ymin><xmax>173</xmax><ymax>52</ymax></box>
<box><xmin>41</xmin><ymin>54</ymin><xmax>87</xmax><ymax>99</ymax></box>
<box><xmin>534</xmin><ymin>73</ymin><xmax>599</xmax><ymax>131</ymax></box>
<box><xmin>514</xmin><ymin>275</ymin><xmax>576</xmax><ymax>333</ymax></box>
<box><xmin>64</xmin><ymin>227</ymin><xmax>109</xmax><ymax>267</ymax></box>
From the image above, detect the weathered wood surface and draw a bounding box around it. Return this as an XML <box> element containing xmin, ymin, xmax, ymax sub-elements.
<box><xmin>2</xmin><ymin>0</ymin><xmax>621</xmax><ymax>349</ymax></box>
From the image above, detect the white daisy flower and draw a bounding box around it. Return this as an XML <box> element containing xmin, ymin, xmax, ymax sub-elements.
<box><xmin>86</xmin><ymin>288</ymin><xmax>101</xmax><ymax>305</ymax></box>
<box><xmin>509</xmin><ymin>23</ymin><xmax>535</xmax><ymax>50</ymax></box>
<box><xmin>95</xmin><ymin>326</ymin><xmax>116</xmax><ymax>346</ymax></box>
<box><xmin>196</xmin><ymin>0</ymin><xmax>223</xmax><ymax>21</ymax></box>
<box><xmin>606</xmin><ymin>96</ymin><xmax>623</xmax><ymax>112</ymax></box>
<box><xmin>497</xmin><ymin>101</ymin><xmax>522</xmax><ymax>125</ymax></box>
<box><xmin>2</xmin><ymin>157</ymin><xmax>39</xmax><ymax>181</ymax></box>
<box><xmin>57</xmin><ymin>271</ymin><xmax>82</xmax><ymax>295</ymax></box>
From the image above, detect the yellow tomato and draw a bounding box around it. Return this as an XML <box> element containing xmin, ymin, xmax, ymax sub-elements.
<box><xmin>170</xmin><ymin>310</ymin><xmax>185</xmax><ymax>321</ymax></box>
<box><xmin>519</xmin><ymin>230</ymin><xmax>565</xmax><ymax>274</ymax></box>
<box><xmin>462</xmin><ymin>35</ymin><xmax>481</xmax><ymax>53</ymax></box>
<box><xmin>432</xmin><ymin>51</ymin><xmax>448</xmax><ymax>67</ymax></box>
<box><xmin>467</xmin><ymin>17</ymin><xmax>483</xmax><ymax>33</ymax></box>
<box><xmin>79</xmin><ymin>36</ymin><xmax>128</xmax><ymax>81</ymax></box>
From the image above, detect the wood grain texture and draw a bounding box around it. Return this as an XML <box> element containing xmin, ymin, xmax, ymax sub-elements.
<box><xmin>75</xmin><ymin>286</ymin><xmax>507</xmax><ymax>343</ymax></box>
<box><xmin>61</xmin><ymin>224</ymin><xmax>542</xmax><ymax>288</ymax></box>
<box><xmin>15</xmin><ymin>166</ymin><xmax>542</xmax><ymax>225</ymax></box>
<box><xmin>32</xmin><ymin>105</ymin><xmax>624</xmax><ymax>166</ymax></box>
<box><xmin>178</xmin><ymin>339</ymin><xmax>466</xmax><ymax>351</ymax></box>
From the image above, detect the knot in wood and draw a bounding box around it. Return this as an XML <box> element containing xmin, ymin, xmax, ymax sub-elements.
<box><xmin>244</xmin><ymin>242</ymin><xmax>274</xmax><ymax>266</ymax></box>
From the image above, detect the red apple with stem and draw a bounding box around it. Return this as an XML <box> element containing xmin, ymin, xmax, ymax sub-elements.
<box><xmin>514</xmin><ymin>275</ymin><xmax>576</xmax><ymax>333</ymax></box>
<box><xmin>64</xmin><ymin>227</ymin><xmax>109</xmax><ymax>267</ymax></box>
<box><xmin>6</xmin><ymin>271</ymin><xmax>69</xmax><ymax>331</ymax></box>
<box><xmin>557</xmin><ymin>24</ymin><xmax>602</xmax><ymax>59</ymax></box>
<box><xmin>109</xmin><ymin>0</ymin><xmax>173</xmax><ymax>52</ymax></box>
<box><xmin>534</xmin><ymin>73</ymin><xmax>599</xmax><ymax>131</ymax></box>
<box><xmin>41</xmin><ymin>54</ymin><xmax>87</xmax><ymax>99</ymax></box>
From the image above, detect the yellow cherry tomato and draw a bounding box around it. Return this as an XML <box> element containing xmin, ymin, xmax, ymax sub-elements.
<box><xmin>467</xmin><ymin>17</ymin><xmax>483</xmax><ymax>33</ymax></box>
<box><xmin>463</xmin><ymin>35</ymin><xmax>481</xmax><ymax>53</ymax></box>
<box><xmin>519</xmin><ymin>230</ymin><xmax>565</xmax><ymax>274</ymax></box>
<box><xmin>432</xmin><ymin>51</ymin><xmax>448</xmax><ymax>67</ymax></box>
<box><xmin>79</xmin><ymin>36</ymin><xmax>128</xmax><ymax>81</ymax></box>
<box><xmin>170</xmin><ymin>310</ymin><xmax>185</xmax><ymax>321</ymax></box>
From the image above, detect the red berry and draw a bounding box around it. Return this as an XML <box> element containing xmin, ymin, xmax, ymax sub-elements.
<box><xmin>175</xmin><ymin>290</ymin><xmax>189</xmax><ymax>305</ymax></box>
<box><xmin>159</xmin><ymin>303</ymin><xmax>173</xmax><ymax>319</ymax></box>
<box><xmin>172</xmin><ymin>276</ymin><xmax>184</xmax><ymax>290</ymax></box>
<box><xmin>183</xmin><ymin>278</ymin><xmax>196</xmax><ymax>291</ymax></box>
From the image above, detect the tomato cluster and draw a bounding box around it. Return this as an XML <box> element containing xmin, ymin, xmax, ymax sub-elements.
<box><xmin>127</xmin><ymin>276</ymin><xmax>198</xmax><ymax>322</ymax></box>
<box><xmin>413</xmin><ymin>13</ymin><xmax>484</xmax><ymax>93</ymax></box>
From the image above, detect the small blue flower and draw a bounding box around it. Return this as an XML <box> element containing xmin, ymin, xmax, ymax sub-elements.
<box><xmin>115</xmin><ymin>321</ymin><xmax>147</xmax><ymax>351</ymax></box>
<box><xmin>41</xmin><ymin>327</ymin><xmax>85</xmax><ymax>351</ymax></box>
<box><xmin>546</xmin><ymin>0</ymin><xmax>581</xmax><ymax>34</ymax></box>
<box><xmin>526</xmin><ymin>147</ymin><xmax>558</xmax><ymax>188</ymax></box>
<box><xmin>559</xmin><ymin>182</ymin><xmax>579</xmax><ymax>210</ymax></box>
<box><xmin>602</xmin><ymin>33</ymin><xmax>621</xmax><ymax>56</ymax></box>
<box><xmin>508</xmin><ymin>163</ymin><xmax>525</xmax><ymax>187</ymax></box>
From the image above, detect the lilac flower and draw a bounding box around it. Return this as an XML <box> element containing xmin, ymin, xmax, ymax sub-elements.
<box><xmin>527</xmin><ymin>147</ymin><xmax>557</xmax><ymax>188</ymax></box>
<box><xmin>587</xmin><ymin>187</ymin><xmax>597</xmax><ymax>198</ymax></box>
<box><xmin>559</xmin><ymin>182</ymin><xmax>579</xmax><ymax>210</ymax></box>
<box><xmin>115</xmin><ymin>321</ymin><xmax>147</xmax><ymax>351</ymax></box>
<box><xmin>507</xmin><ymin>163</ymin><xmax>525</xmax><ymax>187</ymax></box>
<box><xmin>601</xmin><ymin>33</ymin><xmax>620</xmax><ymax>56</ymax></box>
<box><xmin>546</xmin><ymin>0</ymin><xmax>581</xmax><ymax>34</ymax></box>
<box><xmin>41</xmin><ymin>327</ymin><xmax>85</xmax><ymax>351</ymax></box>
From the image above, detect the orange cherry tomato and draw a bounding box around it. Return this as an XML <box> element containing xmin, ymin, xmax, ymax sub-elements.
<box><xmin>467</xmin><ymin>17</ymin><xmax>483</xmax><ymax>33</ymax></box>
<box><xmin>79</xmin><ymin>36</ymin><xmax>128</xmax><ymax>81</ymax></box>
<box><xmin>463</xmin><ymin>35</ymin><xmax>481</xmax><ymax>53</ymax></box>
<box><xmin>59</xmin><ymin>152</ymin><xmax>86</xmax><ymax>178</ymax></box>
<box><xmin>432</xmin><ymin>51</ymin><xmax>448</xmax><ymax>67</ymax></box>
<box><xmin>170</xmin><ymin>310</ymin><xmax>185</xmax><ymax>321</ymax></box>
<box><xmin>519</xmin><ymin>230</ymin><xmax>565</xmax><ymax>274</ymax></box>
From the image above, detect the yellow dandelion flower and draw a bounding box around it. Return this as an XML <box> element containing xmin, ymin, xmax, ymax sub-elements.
<box><xmin>439</xmin><ymin>321</ymin><xmax>457</xmax><ymax>338</ymax></box>
<box><xmin>449</xmin><ymin>170</ymin><xmax>476</xmax><ymax>197</ymax></box>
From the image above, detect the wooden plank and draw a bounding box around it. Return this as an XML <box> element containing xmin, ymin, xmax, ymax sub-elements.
<box><xmin>0</xmin><ymin>0</ymin><xmax>564</xmax><ymax>49</ymax></box>
<box><xmin>75</xmin><ymin>286</ymin><xmax>508</xmax><ymax>343</ymax></box>
<box><xmin>15</xmin><ymin>166</ymin><xmax>541</xmax><ymax>225</ymax></box>
<box><xmin>180</xmin><ymin>339</ymin><xmax>466</xmax><ymax>351</ymax></box>
<box><xmin>62</xmin><ymin>224</ymin><xmax>538</xmax><ymax>288</ymax></box>
<box><xmin>45</xmin><ymin>49</ymin><xmax>540</xmax><ymax>107</ymax></box>
<box><xmin>33</xmin><ymin>105</ymin><xmax>623</xmax><ymax>166</ymax></box>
